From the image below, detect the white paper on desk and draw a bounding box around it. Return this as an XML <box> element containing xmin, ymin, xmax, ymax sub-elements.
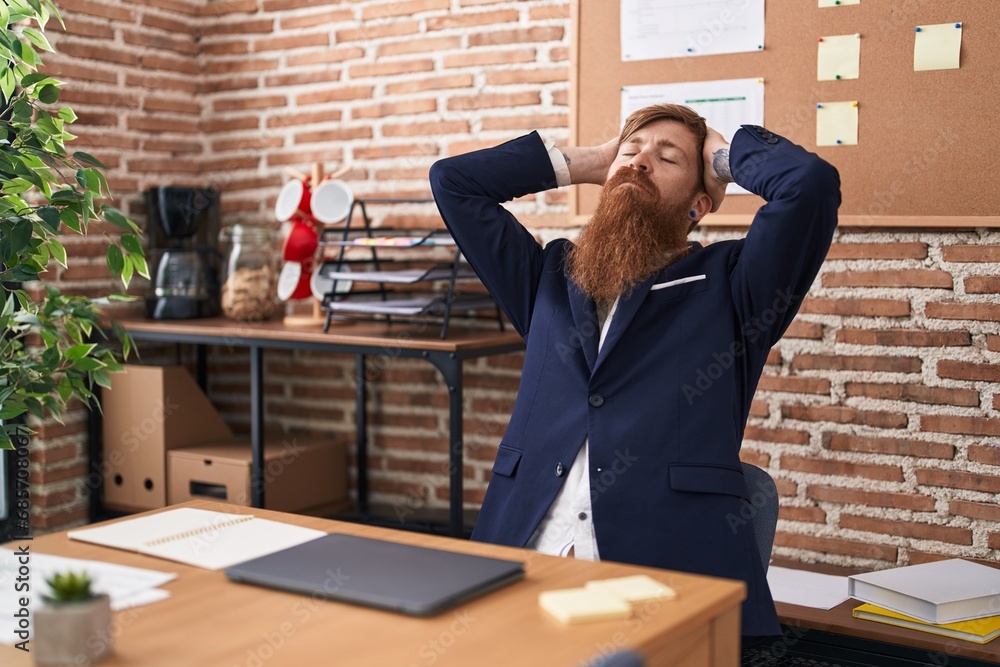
<box><xmin>766</xmin><ymin>565</ymin><xmax>850</xmax><ymax>610</ymax></box>
<box><xmin>621</xmin><ymin>78</ymin><xmax>764</xmax><ymax>196</ymax></box>
<box><xmin>0</xmin><ymin>550</ymin><xmax>176</xmax><ymax>644</ymax></box>
<box><xmin>621</xmin><ymin>0</ymin><xmax>765</xmax><ymax>61</ymax></box>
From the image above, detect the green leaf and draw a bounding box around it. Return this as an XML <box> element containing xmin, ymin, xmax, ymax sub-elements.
<box><xmin>120</xmin><ymin>233</ymin><xmax>143</xmax><ymax>255</ymax></box>
<box><xmin>37</xmin><ymin>205</ymin><xmax>60</xmax><ymax>230</ymax></box>
<box><xmin>38</xmin><ymin>83</ymin><xmax>60</xmax><ymax>104</ymax></box>
<box><xmin>74</xmin><ymin>357</ymin><xmax>106</xmax><ymax>372</ymax></box>
<box><xmin>72</xmin><ymin>151</ymin><xmax>107</xmax><ymax>169</ymax></box>
<box><xmin>0</xmin><ymin>68</ymin><xmax>15</xmax><ymax>102</ymax></box>
<box><xmin>106</xmin><ymin>244</ymin><xmax>124</xmax><ymax>277</ymax></box>
<box><xmin>131</xmin><ymin>252</ymin><xmax>149</xmax><ymax>278</ymax></box>
<box><xmin>20</xmin><ymin>71</ymin><xmax>53</xmax><ymax>87</ymax></box>
<box><xmin>102</xmin><ymin>208</ymin><xmax>133</xmax><ymax>232</ymax></box>
<box><xmin>48</xmin><ymin>237</ymin><xmax>67</xmax><ymax>267</ymax></box>
<box><xmin>22</xmin><ymin>27</ymin><xmax>52</xmax><ymax>52</ymax></box>
<box><xmin>57</xmin><ymin>106</ymin><xmax>76</xmax><ymax>123</ymax></box>
<box><xmin>64</xmin><ymin>343</ymin><xmax>97</xmax><ymax>360</ymax></box>
<box><xmin>60</xmin><ymin>207</ymin><xmax>81</xmax><ymax>233</ymax></box>
<box><xmin>8</xmin><ymin>218</ymin><xmax>33</xmax><ymax>257</ymax></box>
<box><xmin>11</xmin><ymin>98</ymin><xmax>33</xmax><ymax>122</ymax></box>
<box><xmin>1</xmin><ymin>292</ymin><xmax>13</xmax><ymax>318</ymax></box>
<box><xmin>121</xmin><ymin>254</ymin><xmax>133</xmax><ymax>287</ymax></box>
<box><xmin>2</xmin><ymin>178</ymin><xmax>33</xmax><ymax>195</ymax></box>
<box><xmin>0</xmin><ymin>404</ymin><xmax>27</xmax><ymax>420</ymax></box>
<box><xmin>0</xmin><ymin>5</ymin><xmax>9</xmax><ymax>29</ymax></box>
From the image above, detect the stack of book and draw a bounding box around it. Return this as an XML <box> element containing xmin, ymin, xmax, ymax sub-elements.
<box><xmin>848</xmin><ymin>558</ymin><xmax>1000</xmax><ymax>644</ymax></box>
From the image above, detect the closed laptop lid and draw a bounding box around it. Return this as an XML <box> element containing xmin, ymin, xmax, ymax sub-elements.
<box><xmin>225</xmin><ymin>533</ymin><xmax>524</xmax><ymax>616</ymax></box>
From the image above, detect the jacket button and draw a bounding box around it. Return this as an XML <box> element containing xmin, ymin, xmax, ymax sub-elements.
<box><xmin>555</xmin><ymin>462</ymin><xmax>565</xmax><ymax>477</ymax></box>
<box><xmin>588</xmin><ymin>393</ymin><xmax>604</xmax><ymax>407</ymax></box>
<box><xmin>766</xmin><ymin>137</ymin><xmax>779</xmax><ymax>144</ymax></box>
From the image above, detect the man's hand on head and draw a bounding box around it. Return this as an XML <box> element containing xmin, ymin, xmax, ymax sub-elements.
<box><xmin>560</xmin><ymin>136</ymin><xmax>620</xmax><ymax>186</ymax></box>
<box><xmin>703</xmin><ymin>127</ymin><xmax>732</xmax><ymax>214</ymax></box>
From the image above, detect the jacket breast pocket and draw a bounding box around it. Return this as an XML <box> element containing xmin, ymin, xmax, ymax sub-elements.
<box><xmin>646</xmin><ymin>276</ymin><xmax>711</xmax><ymax>303</ymax></box>
<box><xmin>492</xmin><ymin>445</ymin><xmax>522</xmax><ymax>478</ymax></box>
<box><xmin>668</xmin><ymin>463</ymin><xmax>748</xmax><ymax>499</ymax></box>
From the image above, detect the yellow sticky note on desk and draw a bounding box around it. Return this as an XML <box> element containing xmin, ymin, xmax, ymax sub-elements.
<box><xmin>816</xmin><ymin>101</ymin><xmax>858</xmax><ymax>146</ymax></box>
<box><xmin>539</xmin><ymin>588</ymin><xmax>632</xmax><ymax>625</ymax></box>
<box><xmin>585</xmin><ymin>575</ymin><xmax>677</xmax><ymax>604</ymax></box>
<box><xmin>818</xmin><ymin>34</ymin><xmax>861</xmax><ymax>81</ymax></box>
<box><xmin>819</xmin><ymin>0</ymin><xmax>859</xmax><ymax>6</ymax></box>
<box><xmin>914</xmin><ymin>22</ymin><xmax>963</xmax><ymax>71</ymax></box>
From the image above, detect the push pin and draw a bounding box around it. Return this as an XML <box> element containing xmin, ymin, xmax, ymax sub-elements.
<box><xmin>835</xmin><ymin>74</ymin><xmax>842</xmax><ymax>79</ymax></box>
<box><xmin>851</xmin><ymin>101</ymin><xmax>859</xmax><ymax>107</ymax></box>
<box><xmin>818</xmin><ymin>37</ymin><xmax>824</xmax><ymax>42</ymax></box>
<box><xmin>817</xmin><ymin>103</ymin><xmax>823</xmax><ymax>109</ymax></box>
<box><xmin>955</xmin><ymin>23</ymin><xmax>962</xmax><ymax>28</ymax></box>
<box><xmin>915</xmin><ymin>26</ymin><xmax>922</xmax><ymax>32</ymax></box>
<box><xmin>836</xmin><ymin>139</ymin><xmax>843</xmax><ymax>144</ymax></box>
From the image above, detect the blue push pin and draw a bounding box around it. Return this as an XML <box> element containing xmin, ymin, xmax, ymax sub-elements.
<box><xmin>955</xmin><ymin>23</ymin><xmax>962</xmax><ymax>28</ymax></box>
<box><xmin>915</xmin><ymin>26</ymin><xmax>922</xmax><ymax>32</ymax></box>
<box><xmin>687</xmin><ymin>47</ymin><xmax>694</xmax><ymax>52</ymax></box>
<box><xmin>836</xmin><ymin>139</ymin><xmax>843</xmax><ymax>144</ymax></box>
<box><xmin>817</xmin><ymin>103</ymin><xmax>823</xmax><ymax>109</ymax></box>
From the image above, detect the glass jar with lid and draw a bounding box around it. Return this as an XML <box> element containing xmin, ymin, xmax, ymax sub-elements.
<box><xmin>220</xmin><ymin>224</ymin><xmax>280</xmax><ymax>321</ymax></box>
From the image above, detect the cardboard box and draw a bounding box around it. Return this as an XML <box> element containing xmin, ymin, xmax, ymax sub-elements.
<box><xmin>167</xmin><ymin>438</ymin><xmax>347</xmax><ymax>514</ymax></box>
<box><xmin>102</xmin><ymin>365</ymin><xmax>233</xmax><ymax>510</ymax></box>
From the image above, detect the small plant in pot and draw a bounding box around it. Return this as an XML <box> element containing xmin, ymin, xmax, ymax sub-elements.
<box><xmin>33</xmin><ymin>571</ymin><xmax>112</xmax><ymax>665</ymax></box>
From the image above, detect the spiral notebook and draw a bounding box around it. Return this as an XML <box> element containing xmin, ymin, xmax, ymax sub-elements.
<box><xmin>68</xmin><ymin>508</ymin><xmax>325</xmax><ymax>571</ymax></box>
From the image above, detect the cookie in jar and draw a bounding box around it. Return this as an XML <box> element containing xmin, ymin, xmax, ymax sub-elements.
<box><xmin>220</xmin><ymin>224</ymin><xmax>280</xmax><ymax>321</ymax></box>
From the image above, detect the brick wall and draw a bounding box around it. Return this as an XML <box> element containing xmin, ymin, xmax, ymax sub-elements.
<box><xmin>25</xmin><ymin>0</ymin><xmax>1000</xmax><ymax>572</ymax></box>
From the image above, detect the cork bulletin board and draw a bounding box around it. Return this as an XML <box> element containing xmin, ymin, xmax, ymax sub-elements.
<box><xmin>568</xmin><ymin>0</ymin><xmax>1000</xmax><ymax>228</ymax></box>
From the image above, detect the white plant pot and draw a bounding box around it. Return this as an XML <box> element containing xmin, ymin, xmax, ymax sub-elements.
<box><xmin>33</xmin><ymin>594</ymin><xmax>113</xmax><ymax>665</ymax></box>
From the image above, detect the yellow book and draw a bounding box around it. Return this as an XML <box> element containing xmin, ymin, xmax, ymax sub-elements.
<box><xmin>853</xmin><ymin>603</ymin><xmax>1000</xmax><ymax>645</ymax></box>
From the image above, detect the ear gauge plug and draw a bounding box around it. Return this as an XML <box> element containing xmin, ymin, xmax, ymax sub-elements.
<box><xmin>689</xmin><ymin>210</ymin><xmax>698</xmax><ymax>219</ymax></box>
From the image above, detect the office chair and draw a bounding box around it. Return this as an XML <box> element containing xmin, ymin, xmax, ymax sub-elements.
<box><xmin>741</xmin><ymin>463</ymin><xmax>779</xmax><ymax>573</ymax></box>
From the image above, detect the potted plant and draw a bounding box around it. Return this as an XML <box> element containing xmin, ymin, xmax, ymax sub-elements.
<box><xmin>1</xmin><ymin>1</ymin><xmax>145</xmax><ymax>452</ymax></box>
<box><xmin>33</xmin><ymin>571</ymin><xmax>113</xmax><ymax>664</ymax></box>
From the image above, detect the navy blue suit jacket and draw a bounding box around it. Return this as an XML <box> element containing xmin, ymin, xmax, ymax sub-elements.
<box><xmin>430</xmin><ymin>126</ymin><xmax>840</xmax><ymax>636</ymax></box>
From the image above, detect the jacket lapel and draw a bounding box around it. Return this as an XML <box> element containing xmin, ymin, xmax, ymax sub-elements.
<box><xmin>567</xmin><ymin>281</ymin><xmax>599</xmax><ymax>372</ymax></box>
<box><xmin>591</xmin><ymin>272</ymin><xmax>657</xmax><ymax>377</ymax></box>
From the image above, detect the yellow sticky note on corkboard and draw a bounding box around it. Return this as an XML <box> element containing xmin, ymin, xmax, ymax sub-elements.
<box><xmin>818</xmin><ymin>34</ymin><xmax>861</xmax><ymax>81</ymax></box>
<box><xmin>819</xmin><ymin>0</ymin><xmax>859</xmax><ymax>7</ymax></box>
<box><xmin>914</xmin><ymin>22</ymin><xmax>963</xmax><ymax>71</ymax></box>
<box><xmin>816</xmin><ymin>101</ymin><xmax>858</xmax><ymax>146</ymax></box>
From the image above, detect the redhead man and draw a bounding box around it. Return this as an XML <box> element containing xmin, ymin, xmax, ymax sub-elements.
<box><xmin>430</xmin><ymin>104</ymin><xmax>840</xmax><ymax>640</ymax></box>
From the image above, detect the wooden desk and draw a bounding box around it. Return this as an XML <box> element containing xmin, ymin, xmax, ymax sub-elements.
<box><xmin>102</xmin><ymin>318</ymin><xmax>525</xmax><ymax>536</ymax></box>
<box><xmin>772</xmin><ymin>560</ymin><xmax>1000</xmax><ymax>665</ymax></box>
<box><xmin>2</xmin><ymin>500</ymin><xmax>745</xmax><ymax>666</ymax></box>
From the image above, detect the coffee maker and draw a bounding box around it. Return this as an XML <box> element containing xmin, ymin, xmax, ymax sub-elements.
<box><xmin>144</xmin><ymin>186</ymin><xmax>222</xmax><ymax>319</ymax></box>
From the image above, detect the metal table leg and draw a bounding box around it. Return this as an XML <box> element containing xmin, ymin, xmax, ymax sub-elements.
<box><xmin>426</xmin><ymin>351</ymin><xmax>464</xmax><ymax>537</ymax></box>
<box><xmin>355</xmin><ymin>354</ymin><xmax>368</xmax><ymax>515</ymax></box>
<box><xmin>250</xmin><ymin>345</ymin><xmax>265</xmax><ymax>509</ymax></box>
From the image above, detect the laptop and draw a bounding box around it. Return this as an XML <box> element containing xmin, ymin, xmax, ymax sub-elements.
<box><xmin>225</xmin><ymin>533</ymin><xmax>525</xmax><ymax>616</ymax></box>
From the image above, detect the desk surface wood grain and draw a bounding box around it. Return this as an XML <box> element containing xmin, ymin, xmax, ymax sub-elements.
<box><xmin>2</xmin><ymin>500</ymin><xmax>744</xmax><ymax>667</ymax></box>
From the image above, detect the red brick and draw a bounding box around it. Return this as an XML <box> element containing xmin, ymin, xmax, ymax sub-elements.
<box><xmin>798</xmin><ymin>297</ymin><xmax>910</xmax><ymax>317</ymax></box>
<box><xmin>379</xmin><ymin>36</ymin><xmax>462</xmax><ymax>57</ymax></box>
<box><xmin>835</xmin><ymin>328</ymin><xmax>971</xmax><ymax>347</ymax></box>
<box><xmin>844</xmin><ymin>382</ymin><xmax>980</xmax><ymax>408</ymax></box>
<box><xmin>481</xmin><ymin>114</ymin><xmax>568</xmax><ymax>131</ymax></box>
<box><xmin>969</xmin><ymin>444</ymin><xmax>1000</xmax><ymax>466</ymax></box>
<box><xmin>205</xmin><ymin>58</ymin><xmax>280</xmax><ymax>75</ymax></box>
<box><xmin>127</xmin><ymin>117</ymin><xmax>200</xmax><ymax>134</ymax></box>
<box><xmin>937</xmin><ymin>360</ymin><xmax>1000</xmax><ymax>383</ymax></box>
<box><xmin>201</xmin><ymin>40</ymin><xmax>251</xmax><ymax>56</ymax></box>
<box><xmin>807</xmin><ymin>485</ymin><xmax>936</xmax><ymax>511</ymax></box>
<box><xmin>781</xmin><ymin>455</ymin><xmax>903</xmax><ymax>482</ymax></box>
<box><xmin>821</xmin><ymin>270</ymin><xmax>952</xmax><ymax>289</ymax></box>
<box><xmin>144</xmin><ymin>96</ymin><xmax>202</xmax><ymax>115</ymax></box>
<box><xmin>530</xmin><ymin>4</ymin><xmax>571</xmax><ymax>19</ymax></box>
<box><xmin>140</xmin><ymin>53</ymin><xmax>200</xmax><ymax>75</ymax></box>
<box><xmin>916</xmin><ymin>468</ymin><xmax>1000</xmax><ymax>493</ymax></box>
<box><xmin>123</xmin><ymin>28</ymin><xmax>198</xmax><ymax>55</ymax></box>
<box><xmin>214</xmin><ymin>95</ymin><xmax>287</xmax><ymax>112</ymax></box>
<box><xmin>447</xmin><ymin>91</ymin><xmax>541</xmax><ymax>111</ymax></box>
<box><xmin>926</xmin><ymin>302</ymin><xmax>1000</xmax><ymax>322</ymax></box>
<box><xmin>922</xmin><ymin>415</ymin><xmax>1000</xmax><ymax>437</ymax></box>
<box><xmin>428</xmin><ymin>9</ymin><xmax>518</xmax><ymax>30</ymax></box>
<box><xmin>964</xmin><ymin>276</ymin><xmax>1000</xmax><ymax>294</ymax></box>
<box><xmin>52</xmin><ymin>16</ymin><xmax>115</xmax><ymax>39</ymax></box>
<box><xmin>941</xmin><ymin>245</ymin><xmax>1000</xmax><ymax>263</ymax></box>
<box><xmin>824</xmin><ymin>432</ymin><xmax>955</xmax><ymax>459</ymax></box>
<box><xmin>280</xmin><ymin>8</ymin><xmax>354</xmax><ymax>29</ymax></box>
<box><xmin>765</xmin><ymin>349</ymin><xmax>781</xmax><ymax>366</ymax></box>
<box><xmin>202</xmin><ymin>117</ymin><xmax>260</xmax><ymax>133</ymax></box>
<box><xmin>29</xmin><ymin>462</ymin><xmax>88</xmax><ymax>485</ymax></box>
<box><xmin>336</xmin><ymin>20</ymin><xmax>420</xmax><ymax>43</ymax></box>
<box><xmin>294</xmin><ymin>127</ymin><xmax>374</xmax><ymax>144</ymax></box>
<box><xmin>749</xmin><ymin>399</ymin><xmax>769</xmax><ymax>418</ymax></box>
<box><xmin>486</xmin><ymin>67</ymin><xmax>570</xmax><ymax>86</ymax></box>
<box><xmin>263</xmin><ymin>70</ymin><xmax>342</xmax><ymax>89</ymax></box>
<box><xmin>286</xmin><ymin>46</ymin><xmax>365</xmax><ymax>67</ymax></box>
<box><xmin>266</xmin><ymin>110</ymin><xmax>344</xmax><ymax>129</ymax></box>
<box><xmin>361</xmin><ymin>0</ymin><xmax>449</xmax><ymax>20</ymax></box>
<box><xmin>384</xmin><ymin>120</ymin><xmax>470</xmax><ymax>138</ymax></box>
<box><xmin>33</xmin><ymin>505</ymin><xmax>89</xmax><ymax>531</ymax></box>
<box><xmin>950</xmin><ymin>499</ymin><xmax>1000</xmax><ymax>522</ymax></box>
<box><xmin>297</xmin><ymin>85</ymin><xmax>375</xmax><ymax>106</ymax></box>
<box><xmin>354</xmin><ymin>98</ymin><xmax>437</xmax><ymax>119</ymax></box>
<box><xmin>385</xmin><ymin>74</ymin><xmax>474</xmax><ymax>96</ymax></box>
<box><xmin>444</xmin><ymin>48</ymin><xmax>538</xmax><ymax>68</ymax></box>
<box><xmin>775</xmin><ymin>478</ymin><xmax>797</xmax><ymax>496</ymax></box>
<box><xmin>742</xmin><ymin>425</ymin><xmax>809</xmax><ymax>446</ymax></box>
<box><xmin>773</xmin><ymin>532</ymin><xmax>896</xmax><ymax>562</ymax></box>
<box><xmin>756</xmin><ymin>375</ymin><xmax>830</xmax><ymax>395</ymax></box>
<box><xmin>201</xmin><ymin>0</ymin><xmax>258</xmax><ymax>15</ymax></box>
<box><xmin>208</xmin><ymin>18</ymin><xmax>275</xmax><ymax>34</ymax></box>
<box><xmin>991</xmin><ymin>534</ymin><xmax>1000</xmax><ymax>550</ymax></box>
<box><xmin>988</xmin><ymin>335</ymin><xmax>1000</xmax><ymax>353</ymax></box>
<box><xmin>825</xmin><ymin>242</ymin><xmax>927</xmax><ymax>260</ymax></box>
<box><xmin>267</xmin><ymin>149</ymin><xmax>346</xmax><ymax>167</ymax></box>
<box><xmin>791</xmin><ymin>354</ymin><xmax>920</xmax><ymax>373</ymax></box>
<box><xmin>781</xmin><ymin>404</ymin><xmax>907</xmax><ymax>429</ymax></box>
<box><xmin>352</xmin><ymin>143</ymin><xmax>438</xmax><ymax>161</ymax></box>
<box><xmin>56</xmin><ymin>41</ymin><xmax>139</xmax><ymax>66</ymax></box>
<box><xmin>349</xmin><ymin>59</ymin><xmax>435</xmax><ymax>80</ymax></box>
<box><xmin>42</xmin><ymin>58</ymin><xmax>118</xmax><ymax>84</ymax></box>
<box><xmin>782</xmin><ymin>320</ymin><xmax>824</xmax><ymax>340</ymax></box>
<box><xmin>469</xmin><ymin>27</ymin><xmax>564</xmax><ymax>47</ymax></box>
<box><xmin>58</xmin><ymin>0</ymin><xmax>135</xmax><ymax>22</ymax></box>
<box><xmin>739</xmin><ymin>449</ymin><xmax>770</xmax><ymax>468</ymax></box>
<box><xmin>995</xmin><ymin>394</ymin><xmax>1000</xmax><ymax>410</ymax></box>
<box><xmin>840</xmin><ymin>514</ymin><xmax>971</xmax><ymax>545</ymax></box>
<box><xmin>211</xmin><ymin>136</ymin><xmax>284</xmax><ymax>153</ymax></box>
<box><xmin>254</xmin><ymin>32</ymin><xmax>330</xmax><ymax>53</ymax></box>
<box><xmin>779</xmin><ymin>506</ymin><xmax>826</xmax><ymax>523</ymax></box>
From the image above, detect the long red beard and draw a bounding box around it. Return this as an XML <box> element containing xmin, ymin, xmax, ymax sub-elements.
<box><xmin>566</xmin><ymin>166</ymin><xmax>693</xmax><ymax>303</ymax></box>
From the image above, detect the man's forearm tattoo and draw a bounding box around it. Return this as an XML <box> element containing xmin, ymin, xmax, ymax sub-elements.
<box><xmin>712</xmin><ymin>148</ymin><xmax>734</xmax><ymax>183</ymax></box>
<box><xmin>561</xmin><ymin>151</ymin><xmax>571</xmax><ymax>167</ymax></box>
